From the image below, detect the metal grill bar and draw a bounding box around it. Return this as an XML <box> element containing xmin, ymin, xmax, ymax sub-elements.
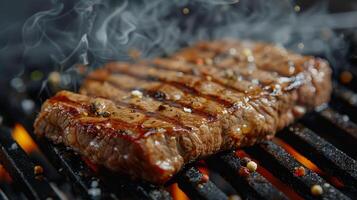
<box><xmin>0</xmin><ymin>188</ymin><xmax>10</xmax><ymax>200</ymax></box>
<box><xmin>330</xmin><ymin>85</ymin><xmax>357</xmax><ymax>122</ymax></box>
<box><xmin>301</xmin><ymin>110</ymin><xmax>357</xmax><ymax>159</ymax></box>
<box><xmin>0</xmin><ymin>126</ymin><xmax>59</xmax><ymax>200</ymax></box>
<box><xmin>206</xmin><ymin>151</ymin><xmax>288</xmax><ymax>200</ymax></box>
<box><xmin>98</xmin><ymin>169</ymin><xmax>172</xmax><ymax>200</ymax></box>
<box><xmin>279</xmin><ymin>123</ymin><xmax>357</xmax><ymax>198</ymax></box>
<box><xmin>176</xmin><ymin>166</ymin><xmax>228</xmax><ymax>200</ymax></box>
<box><xmin>246</xmin><ymin>141</ymin><xmax>350</xmax><ymax>200</ymax></box>
<box><xmin>39</xmin><ymin>138</ymin><xmax>171</xmax><ymax>200</ymax></box>
<box><xmin>38</xmin><ymin>139</ymin><xmax>118</xmax><ymax>200</ymax></box>
<box><xmin>318</xmin><ymin>107</ymin><xmax>357</xmax><ymax>140</ymax></box>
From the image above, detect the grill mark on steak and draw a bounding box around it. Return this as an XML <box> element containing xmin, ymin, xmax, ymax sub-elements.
<box><xmin>88</xmin><ymin>60</ymin><xmax>303</xmax><ymax>129</ymax></box>
<box><xmin>86</xmin><ymin>71</ymin><xmax>284</xmax><ymax>135</ymax></box>
<box><xmin>145</xmin><ymin>59</ymin><xmax>260</xmax><ymax>94</ymax></box>
<box><xmin>50</xmin><ymin>91</ymin><xmax>194</xmax><ymax>141</ymax></box>
<box><xmin>88</xmin><ymin>66</ymin><xmax>282</xmax><ymax>122</ymax></box>
<box><xmin>151</xmin><ymin>57</ymin><xmax>279</xmax><ymax>87</ymax></box>
<box><xmin>100</xmin><ymin>64</ymin><xmax>235</xmax><ymax>108</ymax></box>
<box><xmin>48</xmin><ymin>94</ymin><xmax>150</xmax><ymax>140</ymax></box>
<box><xmin>102</xmin><ymin>97</ymin><xmax>194</xmax><ymax>132</ymax></box>
<box><xmin>104</xmin><ymin>63</ymin><xmax>243</xmax><ymax>107</ymax></box>
<box><xmin>190</xmin><ymin>40</ymin><xmax>309</xmax><ymax>77</ymax></box>
<box><xmin>171</xmin><ymin>45</ymin><xmax>311</xmax><ymax>93</ymax></box>
<box><xmin>86</xmin><ymin>75</ymin><xmax>217</xmax><ymax>119</ymax></box>
<box><xmin>151</xmin><ymin>58</ymin><xmax>304</xmax><ymax>96</ymax></box>
<box><xmin>81</xmin><ymin>79</ymin><xmax>211</xmax><ymax>127</ymax></box>
<box><xmin>84</xmin><ymin>76</ymin><xmax>281</xmax><ymax>130</ymax></box>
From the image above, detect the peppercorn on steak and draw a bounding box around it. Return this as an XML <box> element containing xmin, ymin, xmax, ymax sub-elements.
<box><xmin>34</xmin><ymin>39</ymin><xmax>332</xmax><ymax>183</ymax></box>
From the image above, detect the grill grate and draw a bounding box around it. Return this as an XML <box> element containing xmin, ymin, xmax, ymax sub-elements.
<box><xmin>38</xmin><ymin>137</ymin><xmax>171</xmax><ymax>200</ymax></box>
<box><xmin>0</xmin><ymin>83</ymin><xmax>357</xmax><ymax>199</ymax></box>
<box><xmin>280</xmin><ymin>124</ymin><xmax>357</xmax><ymax>190</ymax></box>
<box><xmin>246</xmin><ymin>141</ymin><xmax>350</xmax><ymax>200</ymax></box>
<box><xmin>0</xmin><ymin>126</ymin><xmax>58</xmax><ymax>199</ymax></box>
<box><xmin>176</xmin><ymin>167</ymin><xmax>228</xmax><ymax>200</ymax></box>
<box><xmin>206</xmin><ymin>151</ymin><xmax>288</xmax><ymax>200</ymax></box>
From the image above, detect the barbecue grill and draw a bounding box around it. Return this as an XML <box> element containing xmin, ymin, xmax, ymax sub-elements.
<box><xmin>1</xmin><ymin>69</ymin><xmax>356</xmax><ymax>200</ymax></box>
<box><xmin>1</xmin><ymin>1</ymin><xmax>357</xmax><ymax>200</ymax></box>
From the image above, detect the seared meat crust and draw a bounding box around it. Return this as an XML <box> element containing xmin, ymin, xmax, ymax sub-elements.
<box><xmin>34</xmin><ymin>39</ymin><xmax>332</xmax><ymax>183</ymax></box>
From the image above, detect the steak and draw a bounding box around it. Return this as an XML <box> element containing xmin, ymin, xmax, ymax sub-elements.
<box><xmin>34</xmin><ymin>39</ymin><xmax>332</xmax><ymax>183</ymax></box>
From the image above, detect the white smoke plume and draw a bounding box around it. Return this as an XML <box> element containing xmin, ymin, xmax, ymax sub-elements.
<box><xmin>22</xmin><ymin>0</ymin><xmax>357</xmax><ymax>73</ymax></box>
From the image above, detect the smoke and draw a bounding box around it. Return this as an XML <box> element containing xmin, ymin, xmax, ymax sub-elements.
<box><xmin>21</xmin><ymin>0</ymin><xmax>357</xmax><ymax>74</ymax></box>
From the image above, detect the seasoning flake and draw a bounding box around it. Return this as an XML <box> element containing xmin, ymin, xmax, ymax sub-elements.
<box><xmin>131</xmin><ymin>90</ymin><xmax>143</xmax><ymax>98</ymax></box>
<box><xmin>183</xmin><ymin>107</ymin><xmax>192</xmax><ymax>113</ymax></box>
<box><xmin>311</xmin><ymin>184</ymin><xmax>323</xmax><ymax>196</ymax></box>
<box><xmin>246</xmin><ymin>161</ymin><xmax>257</xmax><ymax>172</ymax></box>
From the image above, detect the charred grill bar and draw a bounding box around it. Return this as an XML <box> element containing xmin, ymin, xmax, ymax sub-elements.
<box><xmin>0</xmin><ymin>83</ymin><xmax>355</xmax><ymax>199</ymax></box>
<box><xmin>246</xmin><ymin>141</ymin><xmax>349</xmax><ymax>200</ymax></box>
<box><xmin>0</xmin><ymin>127</ymin><xmax>58</xmax><ymax>199</ymax></box>
<box><xmin>281</xmin><ymin>124</ymin><xmax>357</xmax><ymax>189</ymax></box>
<box><xmin>206</xmin><ymin>152</ymin><xmax>288</xmax><ymax>200</ymax></box>
<box><xmin>176</xmin><ymin>167</ymin><xmax>228</xmax><ymax>200</ymax></box>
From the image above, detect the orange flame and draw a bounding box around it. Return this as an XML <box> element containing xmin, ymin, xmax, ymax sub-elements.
<box><xmin>0</xmin><ymin>165</ymin><xmax>12</xmax><ymax>183</ymax></box>
<box><xmin>273</xmin><ymin>138</ymin><xmax>344</xmax><ymax>188</ymax></box>
<box><xmin>197</xmin><ymin>162</ymin><xmax>209</xmax><ymax>176</ymax></box>
<box><xmin>169</xmin><ymin>183</ymin><xmax>190</xmax><ymax>200</ymax></box>
<box><xmin>273</xmin><ymin>138</ymin><xmax>321</xmax><ymax>173</ymax></box>
<box><xmin>256</xmin><ymin>163</ymin><xmax>304</xmax><ymax>200</ymax></box>
<box><xmin>11</xmin><ymin>123</ymin><xmax>38</xmax><ymax>154</ymax></box>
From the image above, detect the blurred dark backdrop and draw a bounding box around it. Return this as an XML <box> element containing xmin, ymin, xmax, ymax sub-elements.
<box><xmin>1</xmin><ymin>0</ymin><xmax>356</xmax><ymax>78</ymax></box>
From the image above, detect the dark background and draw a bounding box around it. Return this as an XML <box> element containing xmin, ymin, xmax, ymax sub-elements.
<box><xmin>1</xmin><ymin>0</ymin><xmax>356</xmax><ymax>78</ymax></box>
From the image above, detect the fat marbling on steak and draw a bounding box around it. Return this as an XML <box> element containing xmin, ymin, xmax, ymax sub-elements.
<box><xmin>34</xmin><ymin>39</ymin><xmax>332</xmax><ymax>183</ymax></box>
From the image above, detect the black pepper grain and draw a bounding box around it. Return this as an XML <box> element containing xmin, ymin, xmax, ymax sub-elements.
<box><xmin>158</xmin><ymin>105</ymin><xmax>166</xmax><ymax>111</ymax></box>
<box><xmin>153</xmin><ymin>91</ymin><xmax>166</xmax><ymax>100</ymax></box>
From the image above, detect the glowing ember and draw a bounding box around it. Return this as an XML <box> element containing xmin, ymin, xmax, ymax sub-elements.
<box><xmin>0</xmin><ymin>165</ymin><xmax>12</xmax><ymax>183</ymax></box>
<box><xmin>294</xmin><ymin>166</ymin><xmax>306</xmax><ymax>177</ymax></box>
<box><xmin>273</xmin><ymin>138</ymin><xmax>321</xmax><ymax>173</ymax></box>
<box><xmin>12</xmin><ymin>123</ymin><xmax>38</xmax><ymax>154</ymax></box>
<box><xmin>169</xmin><ymin>183</ymin><xmax>189</xmax><ymax>200</ymax></box>
<box><xmin>197</xmin><ymin>162</ymin><xmax>209</xmax><ymax>176</ymax></box>
<box><xmin>257</xmin><ymin>164</ymin><xmax>304</xmax><ymax>200</ymax></box>
<box><xmin>200</xmin><ymin>173</ymin><xmax>209</xmax><ymax>183</ymax></box>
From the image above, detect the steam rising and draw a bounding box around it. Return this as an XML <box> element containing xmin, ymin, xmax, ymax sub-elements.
<box><xmin>22</xmin><ymin>0</ymin><xmax>357</xmax><ymax>73</ymax></box>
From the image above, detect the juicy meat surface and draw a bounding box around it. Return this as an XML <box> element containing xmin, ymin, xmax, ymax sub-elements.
<box><xmin>34</xmin><ymin>39</ymin><xmax>332</xmax><ymax>183</ymax></box>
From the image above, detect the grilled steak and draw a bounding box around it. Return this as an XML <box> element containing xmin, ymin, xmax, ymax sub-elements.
<box><xmin>34</xmin><ymin>39</ymin><xmax>332</xmax><ymax>183</ymax></box>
